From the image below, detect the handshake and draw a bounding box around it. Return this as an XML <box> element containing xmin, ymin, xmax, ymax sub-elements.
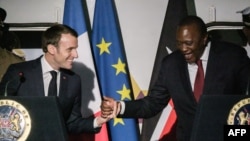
<box><xmin>96</xmin><ymin>97</ymin><xmax>121</xmax><ymax>126</ymax></box>
<box><xmin>100</xmin><ymin>96</ymin><xmax>121</xmax><ymax>119</ymax></box>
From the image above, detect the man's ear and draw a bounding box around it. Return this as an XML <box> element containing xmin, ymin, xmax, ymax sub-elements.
<box><xmin>47</xmin><ymin>44</ymin><xmax>56</xmax><ymax>54</ymax></box>
<box><xmin>203</xmin><ymin>34</ymin><xmax>209</xmax><ymax>46</ymax></box>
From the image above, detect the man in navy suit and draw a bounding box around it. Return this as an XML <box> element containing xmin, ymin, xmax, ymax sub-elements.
<box><xmin>101</xmin><ymin>16</ymin><xmax>250</xmax><ymax>141</ymax></box>
<box><xmin>0</xmin><ymin>24</ymin><xmax>108</xmax><ymax>134</ymax></box>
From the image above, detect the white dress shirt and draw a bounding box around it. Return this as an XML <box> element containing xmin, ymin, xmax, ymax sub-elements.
<box><xmin>243</xmin><ymin>43</ymin><xmax>250</xmax><ymax>58</ymax></box>
<box><xmin>41</xmin><ymin>56</ymin><xmax>60</xmax><ymax>96</ymax></box>
<box><xmin>188</xmin><ymin>42</ymin><xmax>210</xmax><ymax>91</ymax></box>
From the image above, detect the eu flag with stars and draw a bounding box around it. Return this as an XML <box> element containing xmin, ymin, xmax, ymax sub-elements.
<box><xmin>91</xmin><ymin>0</ymin><xmax>140</xmax><ymax>140</ymax></box>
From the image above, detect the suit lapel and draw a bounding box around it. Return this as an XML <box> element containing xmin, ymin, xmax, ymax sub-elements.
<box><xmin>59</xmin><ymin>71</ymin><xmax>68</xmax><ymax>97</ymax></box>
<box><xmin>203</xmin><ymin>41</ymin><xmax>221</xmax><ymax>94</ymax></box>
<box><xmin>30</xmin><ymin>57</ymin><xmax>46</xmax><ymax>96</ymax></box>
<box><xmin>178</xmin><ymin>56</ymin><xmax>194</xmax><ymax>94</ymax></box>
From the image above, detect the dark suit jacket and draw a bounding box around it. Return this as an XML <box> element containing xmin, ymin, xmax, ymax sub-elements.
<box><xmin>0</xmin><ymin>56</ymin><xmax>100</xmax><ymax>134</ymax></box>
<box><xmin>121</xmin><ymin>40</ymin><xmax>250</xmax><ymax>141</ymax></box>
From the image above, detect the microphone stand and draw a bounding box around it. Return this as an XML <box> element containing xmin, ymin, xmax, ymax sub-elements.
<box><xmin>4</xmin><ymin>80</ymin><xmax>12</xmax><ymax>97</ymax></box>
<box><xmin>4</xmin><ymin>72</ymin><xmax>24</xmax><ymax>97</ymax></box>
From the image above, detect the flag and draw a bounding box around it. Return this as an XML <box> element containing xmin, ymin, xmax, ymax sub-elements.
<box><xmin>63</xmin><ymin>0</ymin><xmax>109</xmax><ymax>140</ymax></box>
<box><xmin>91</xmin><ymin>0</ymin><xmax>140</xmax><ymax>140</ymax></box>
<box><xmin>141</xmin><ymin>0</ymin><xmax>189</xmax><ymax>140</ymax></box>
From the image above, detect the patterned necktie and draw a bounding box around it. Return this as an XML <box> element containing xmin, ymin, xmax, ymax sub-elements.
<box><xmin>48</xmin><ymin>71</ymin><xmax>57</xmax><ymax>96</ymax></box>
<box><xmin>194</xmin><ymin>59</ymin><xmax>204</xmax><ymax>101</ymax></box>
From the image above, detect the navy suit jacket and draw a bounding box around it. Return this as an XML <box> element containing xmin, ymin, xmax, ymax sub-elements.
<box><xmin>0</xmin><ymin>56</ymin><xmax>100</xmax><ymax>134</ymax></box>
<box><xmin>121</xmin><ymin>40</ymin><xmax>250</xmax><ymax>141</ymax></box>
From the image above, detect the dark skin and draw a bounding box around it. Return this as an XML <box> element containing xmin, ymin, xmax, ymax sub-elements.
<box><xmin>176</xmin><ymin>23</ymin><xmax>208</xmax><ymax>64</ymax></box>
<box><xmin>101</xmin><ymin>22</ymin><xmax>209</xmax><ymax>118</ymax></box>
<box><xmin>243</xmin><ymin>26</ymin><xmax>250</xmax><ymax>44</ymax></box>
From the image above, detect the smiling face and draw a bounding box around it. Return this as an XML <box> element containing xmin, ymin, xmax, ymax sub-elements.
<box><xmin>48</xmin><ymin>33</ymin><xmax>78</xmax><ymax>70</ymax></box>
<box><xmin>176</xmin><ymin>23</ymin><xmax>208</xmax><ymax>64</ymax></box>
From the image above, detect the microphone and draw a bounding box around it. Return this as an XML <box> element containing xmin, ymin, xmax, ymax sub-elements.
<box><xmin>246</xmin><ymin>81</ymin><xmax>249</xmax><ymax>95</ymax></box>
<box><xmin>245</xmin><ymin>77</ymin><xmax>249</xmax><ymax>95</ymax></box>
<box><xmin>4</xmin><ymin>72</ymin><xmax>25</xmax><ymax>96</ymax></box>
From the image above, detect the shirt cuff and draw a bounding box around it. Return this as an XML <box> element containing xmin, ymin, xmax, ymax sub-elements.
<box><xmin>119</xmin><ymin>101</ymin><xmax>125</xmax><ymax>115</ymax></box>
<box><xmin>93</xmin><ymin>117</ymin><xmax>100</xmax><ymax>128</ymax></box>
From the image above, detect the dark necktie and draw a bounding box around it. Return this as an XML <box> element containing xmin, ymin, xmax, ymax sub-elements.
<box><xmin>48</xmin><ymin>71</ymin><xmax>57</xmax><ymax>96</ymax></box>
<box><xmin>194</xmin><ymin>59</ymin><xmax>204</xmax><ymax>101</ymax></box>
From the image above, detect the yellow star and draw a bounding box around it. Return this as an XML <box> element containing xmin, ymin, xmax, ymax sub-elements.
<box><xmin>113</xmin><ymin>117</ymin><xmax>125</xmax><ymax>126</ymax></box>
<box><xmin>112</xmin><ymin>58</ymin><xmax>126</xmax><ymax>75</ymax></box>
<box><xmin>96</xmin><ymin>38</ymin><xmax>112</xmax><ymax>55</ymax></box>
<box><xmin>117</xmin><ymin>84</ymin><xmax>131</xmax><ymax>100</ymax></box>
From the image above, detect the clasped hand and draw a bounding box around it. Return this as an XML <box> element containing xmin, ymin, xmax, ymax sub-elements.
<box><xmin>100</xmin><ymin>96</ymin><xmax>121</xmax><ymax>119</ymax></box>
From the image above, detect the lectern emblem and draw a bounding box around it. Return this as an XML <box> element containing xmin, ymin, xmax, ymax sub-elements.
<box><xmin>227</xmin><ymin>98</ymin><xmax>250</xmax><ymax>125</ymax></box>
<box><xmin>0</xmin><ymin>99</ymin><xmax>31</xmax><ymax>141</ymax></box>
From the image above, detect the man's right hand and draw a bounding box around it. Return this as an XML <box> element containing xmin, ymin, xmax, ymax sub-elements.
<box><xmin>101</xmin><ymin>96</ymin><xmax>121</xmax><ymax>119</ymax></box>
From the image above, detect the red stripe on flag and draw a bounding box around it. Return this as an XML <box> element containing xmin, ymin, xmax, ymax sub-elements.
<box><xmin>160</xmin><ymin>99</ymin><xmax>177</xmax><ymax>139</ymax></box>
<box><xmin>94</xmin><ymin>111</ymin><xmax>109</xmax><ymax>141</ymax></box>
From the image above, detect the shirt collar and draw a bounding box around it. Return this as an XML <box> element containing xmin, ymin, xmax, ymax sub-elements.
<box><xmin>200</xmin><ymin>41</ymin><xmax>211</xmax><ymax>61</ymax></box>
<box><xmin>41</xmin><ymin>55</ymin><xmax>55</xmax><ymax>74</ymax></box>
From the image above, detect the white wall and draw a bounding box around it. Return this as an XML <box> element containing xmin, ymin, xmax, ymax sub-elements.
<box><xmin>195</xmin><ymin>0</ymin><xmax>250</xmax><ymax>23</ymax></box>
<box><xmin>0</xmin><ymin>0</ymin><xmax>64</xmax><ymax>23</ymax></box>
<box><xmin>0</xmin><ymin>0</ymin><xmax>249</xmax><ymax>92</ymax></box>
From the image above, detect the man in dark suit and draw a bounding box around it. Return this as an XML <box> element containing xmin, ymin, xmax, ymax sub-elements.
<box><xmin>101</xmin><ymin>16</ymin><xmax>250</xmax><ymax>141</ymax></box>
<box><xmin>0</xmin><ymin>24</ymin><xmax>108</xmax><ymax>134</ymax></box>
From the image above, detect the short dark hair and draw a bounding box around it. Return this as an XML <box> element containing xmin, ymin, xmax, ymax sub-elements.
<box><xmin>178</xmin><ymin>15</ymin><xmax>207</xmax><ymax>37</ymax></box>
<box><xmin>41</xmin><ymin>24</ymin><xmax>78</xmax><ymax>52</ymax></box>
<box><xmin>0</xmin><ymin>7</ymin><xmax>6</xmax><ymax>21</ymax></box>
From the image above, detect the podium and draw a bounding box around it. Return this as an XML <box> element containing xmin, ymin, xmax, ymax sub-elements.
<box><xmin>0</xmin><ymin>96</ymin><xmax>68</xmax><ymax>141</ymax></box>
<box><xmin>190</xmin><ymin>94</ymin><xmax>250</xmax><ymax>141</ymax></box>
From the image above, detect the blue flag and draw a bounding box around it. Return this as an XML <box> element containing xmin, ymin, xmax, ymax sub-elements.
<box><xmin>91</xmin><ymin>0</ymin><xmax>140</xmax><ymax>140</ymax></box>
